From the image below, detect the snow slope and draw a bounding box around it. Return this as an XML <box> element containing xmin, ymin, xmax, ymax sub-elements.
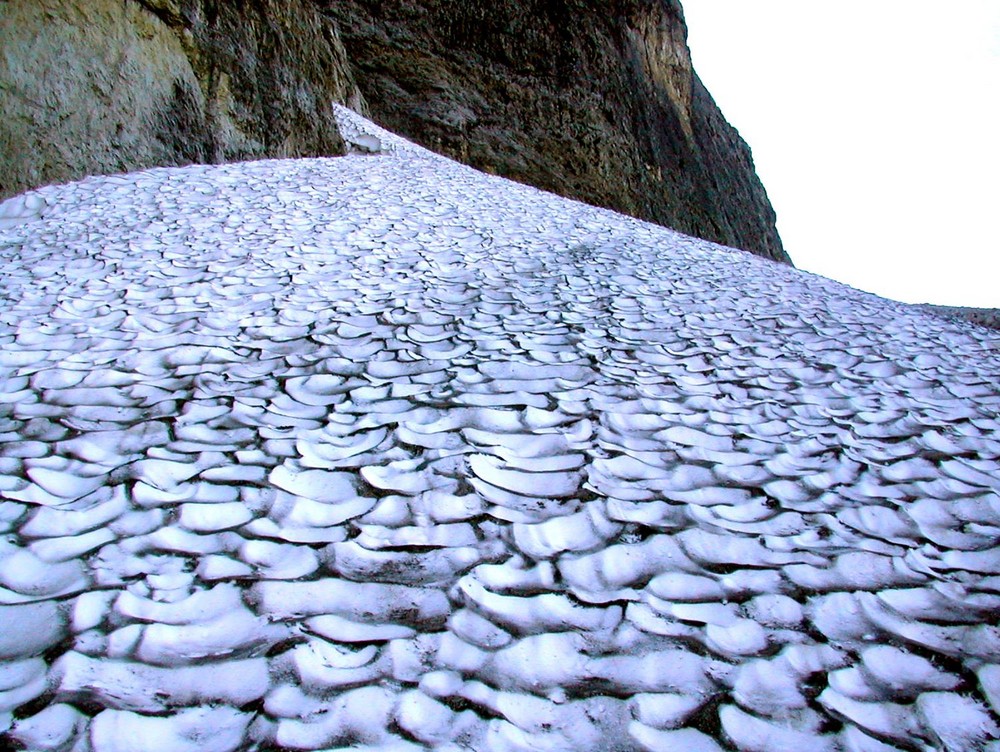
<box><xmin>0</xmin><ymin>107</ymin><xmax>998</xmax><ymax>751</ymax></box>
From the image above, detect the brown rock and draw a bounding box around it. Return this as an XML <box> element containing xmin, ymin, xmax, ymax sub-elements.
<box><xmin>0</xmin><ymin>0</ymin><xmax>359</xmax><ymax>199</ymax></box>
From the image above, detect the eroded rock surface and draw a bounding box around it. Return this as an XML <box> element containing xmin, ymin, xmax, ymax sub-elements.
<box><xmin>0</xmin><ymin>0</ymin><xmax>358</xmax><ymax>200</ymax></box>
<box><xmin>0</xmin><ymin>108</ymin><xmax>997</xmax><ymax>751</ymax></box>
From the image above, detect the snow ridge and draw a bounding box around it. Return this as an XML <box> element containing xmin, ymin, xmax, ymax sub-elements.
<box><xmin>1</xmin><ymin>107</ymin><xmax>999</xmax><ymax>751</ymax></box>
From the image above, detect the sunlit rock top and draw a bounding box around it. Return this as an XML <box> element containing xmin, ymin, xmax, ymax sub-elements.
<box><xmin>1</xmin><ymin>107</ymin><xmax>998</xmax><ymax>752</ymax></box>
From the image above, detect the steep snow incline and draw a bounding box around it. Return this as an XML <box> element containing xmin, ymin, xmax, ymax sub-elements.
<box><xmin>1</xmin><ymin>107</ymin><xmax>998</xmax><ymax>751</ymax></box>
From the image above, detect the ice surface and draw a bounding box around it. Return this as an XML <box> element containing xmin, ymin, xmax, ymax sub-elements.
<box><xmin>631</xmin><ymin>724</ymin><xmax>725</xmax><ymax>752</ymax></box>
<box><xmin>916</xmin><ymin>692</ymin><xmax>1000</xmax><ymax>750</ymax></box>
<box><xmin>0</xmin><ymin>105</ymin><xmax>998</xmax><ymax>750</ymax></box>
<box><xmin>0</xmin><ymin>191</ymin><xmax>47</xmax><ymax>228</ymax></box>
<box><xmin>52</xmin><ymin>651</ymin><xmax>270</xmax><ymax>711</ymax></box>
<box><xmin>90</xmin><ymin>706</ymin><xmax>250</xmax><ymax>752</ymax></box>
<box><xmin>0</xmin><ymin>547</ymin><xmax>89</xmax><ymax>600</ymax></box>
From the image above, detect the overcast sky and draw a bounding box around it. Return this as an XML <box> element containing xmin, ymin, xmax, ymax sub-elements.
<box><xmin>682</xmin><ymin>1</ymin><xmax>1000</xmax><ymax>307</ymax></box>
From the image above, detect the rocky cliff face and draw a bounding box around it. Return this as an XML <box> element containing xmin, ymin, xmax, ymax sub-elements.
<box><xmin>919</xmin><ymin>304</ymin><xmax>1000</xmax><ymax>331</ymax></box>
<box><xmin>325</xmin><ymin>0</ymin><xmax>788</xmax><ymax>262</ymax></box>
<box><xmin>0</xmin><ymin>0</ymin><xmax>786</xmax><ymax>262</ymax></box>
<box><xmin>0</xmin><ymin>0</ymin><xmax>359</xmax><ymax>199</ymax></box>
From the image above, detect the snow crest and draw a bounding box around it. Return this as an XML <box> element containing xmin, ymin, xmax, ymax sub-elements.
<box><xmin>1</xmin><ymin>108</ymin><xmax>999</xmax><ymax>751</ymax></box>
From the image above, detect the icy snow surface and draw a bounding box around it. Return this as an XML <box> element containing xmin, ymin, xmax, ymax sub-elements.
<box><xmin>1</xmin><ymin>106</ymin><xmax>999</xmax><ymax>751</ymax></box>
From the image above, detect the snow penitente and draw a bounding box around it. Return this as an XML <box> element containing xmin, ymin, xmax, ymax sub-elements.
<box><xmin>0</xmin><ymin>108</ymin><xmax>998</xmax><ymax>751</ymax></box>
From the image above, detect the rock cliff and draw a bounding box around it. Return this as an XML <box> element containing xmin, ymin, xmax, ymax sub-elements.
<box><xmin>0</xmin><ymin>0</ymin><xmax>360</xmax><ymax>199</ymax></box>
<box><xmin>0</xmin><ymin>0</ymin><xmax>786</xmax><ymax>262</ymax></box>
<box><xmin>326</xmin><ymin>0</ymin><xmax>788</xmax><ymax>262</ymax></box>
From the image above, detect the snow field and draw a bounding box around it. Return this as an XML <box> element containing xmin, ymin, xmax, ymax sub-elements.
<box><xmin>0</xmin><ymin>107</ymin><xmax>998</xmax><ymax>750</ymax></box>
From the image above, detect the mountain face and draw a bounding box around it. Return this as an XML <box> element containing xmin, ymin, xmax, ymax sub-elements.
<box><xmin>1</xmin><ymin>106</ymin><xmax>998</xmax><ymax>751</ymax></box>
<box><xmin>0</xmin><ymin>0</ymin><xmax>786</xmax><ymax>262</ymax></box>
<box><xmin>0</xmin><ymin>0</ymin><xmax>360</xmax><ymax>199</ymax></box>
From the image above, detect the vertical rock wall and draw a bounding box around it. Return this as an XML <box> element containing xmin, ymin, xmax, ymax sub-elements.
<box><xmin>0</xmin><ymin>0</ymin><xmax>360</xmax><ymax>199</ymax></box>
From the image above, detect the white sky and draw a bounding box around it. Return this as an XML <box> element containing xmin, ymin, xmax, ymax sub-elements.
<box><xmin>682</xmin><ymin>1</ymin><xmax>1000</xmax><ymax>307</ymax></box>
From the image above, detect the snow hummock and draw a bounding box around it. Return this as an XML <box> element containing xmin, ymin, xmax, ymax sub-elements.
<box><xmin>1</xmin><ymin>105</ymin><xmax>999</xmax><ymax>751</ymax></box>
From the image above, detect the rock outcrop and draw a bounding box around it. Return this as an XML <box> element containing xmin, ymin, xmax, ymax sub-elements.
<box><xmin>0</xmin><ymin>0</ymin><xmax>360</xmax><ymax>200</ymax></box>
<box><xmin>326</xmin><ymin>0</ymin><xmax>788</xmax><ymax>262</ymax></box>
<box><xmin>0</xmin><ymin>0</ymin><xmax>786</xmax><ymax>262</ymax></box>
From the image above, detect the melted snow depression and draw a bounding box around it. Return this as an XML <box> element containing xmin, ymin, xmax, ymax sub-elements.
<box><xmin>0</xmin><ymin>108</ymin><xmax>998</xmax><ymax>751</ymax></box>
